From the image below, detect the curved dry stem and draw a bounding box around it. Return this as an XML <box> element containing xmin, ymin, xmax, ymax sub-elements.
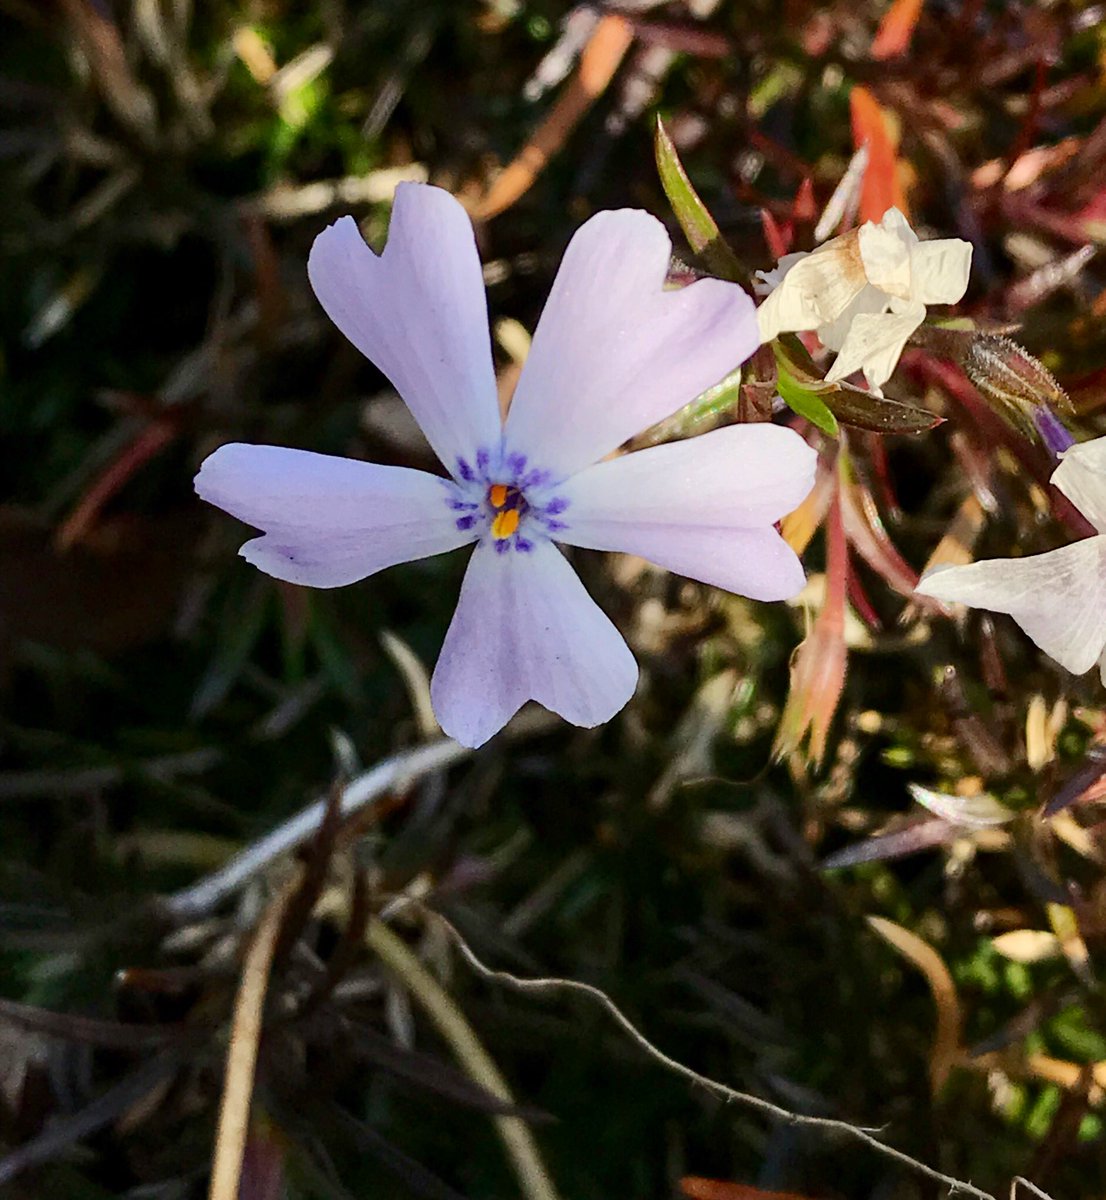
<box><xmin>366</xmin><ymin>918</ymin><xmax>562</xmax><ymax>1200</ymax></box>
<box><xmin>419</xmin><ymin>907</ymin><xmax>998</xmax><ymax>1200</ymax></box>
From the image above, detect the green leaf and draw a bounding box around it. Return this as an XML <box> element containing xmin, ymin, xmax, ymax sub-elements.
<box><xmin>654</xmin><ymin>117</ymin><xmax>746</xmax><ymax>283</ymax></box>
<box><xmin>774</xmin><ymin>336</ymin><xmax>940</xmax><ymax>436</ymax></box>
<box><xmin>774</xmin><ymin>345</ymin><xmax>839</xmax><ymax>436</ymax></box>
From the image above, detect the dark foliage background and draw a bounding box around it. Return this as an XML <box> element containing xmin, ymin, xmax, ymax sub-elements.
<box><xmin>3</xmin><ymin>1</ymin><xmax>1106</xmax><ymax>1197</ymax></box>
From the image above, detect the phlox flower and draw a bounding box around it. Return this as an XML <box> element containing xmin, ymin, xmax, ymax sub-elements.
<box><xmin>756</xmin><ymin>207</ymin><xmax>972</xmax><ymax>393</ymax></box>
<box><xmin>916</xmin><ymin>436</ymin><xmax>1106</xmax><ymax>682</ymax></box>
<box><xmin>195</xmin><ymin>183</ymin><xmax>817</xmax><ymax>747</ymax></box>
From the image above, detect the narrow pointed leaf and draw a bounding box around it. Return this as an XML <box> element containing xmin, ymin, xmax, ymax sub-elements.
<box><xmin>909</xmin><ymin>783</ymin><xmax>1014</xmax><ymax>827</ymax></box>
<box><xmin>850</xmin><ymin>85</ymin><xmax>907</xmax><ymax>223</ymax></box>
<box><xmin>870</xmin><ymin>0</ymin><xmax>925</xmax><ymax>59</ymax></box>
<box><xmin>655</xmin><ymin>117</ymin><xmax>746</xmax><ymax>283</ymax></box>
<box><xmin>821</xmin><ymin>816</ymin><xmax>959</xmax><ymax>868</ymax></box>
<box><xmin>824</xmin><ymin>385</ymin><xmax>941</xmax><ymax>434</ymax></box>
<box><xmin>776</xmin><ymin>337</ymin><xmax>937</xmax><ymax>435</ymax></box>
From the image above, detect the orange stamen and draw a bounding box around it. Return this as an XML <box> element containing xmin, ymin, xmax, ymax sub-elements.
<box><xmin>489</xmin><ymin>483</ymin><xmax>509</xmax><ymax>508</ymax></box>
<box><xmin>491</xmin><ymin>509</ymin><xmax>520</xmax><ymax>540</ymax></box>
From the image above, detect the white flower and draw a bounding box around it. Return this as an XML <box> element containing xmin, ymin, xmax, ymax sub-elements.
<box><xmin>915</xmin><ymin>436</ymin><xmax>1106</xmax><ymax>682</ymax></box>
<box><xmin>756</xmin><ymin>207</ymin><xmax>972</xmax><ymax>393</ymax></box>
<box><xmin>195</xmin><ymin>183</ymin><xmax>817</xmax><ymax>748</ymax></box>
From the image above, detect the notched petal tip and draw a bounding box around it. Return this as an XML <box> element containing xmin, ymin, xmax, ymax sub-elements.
<box><xmin>303</xmin><ymin>183</ymin><xmax>502</xmax><ymax>474</ymax></box>
<box><xmin>504</xmin><ymin>205</ymin><xmax>758</xmax><ymax>477</ymax></box>
<box><xmin>307</xmin><ymin>213</ymin><xmax>367</xmax><ymax>279</ymax></box>
<box><xmin>195</xmin><ymin>443</ymin><xmax>474</xmax><ymax>589</ymax></box>
<box><xmin>430</xmin><ymin>541</ymin><xmax>638</xmax><ymax>747</ymax></box>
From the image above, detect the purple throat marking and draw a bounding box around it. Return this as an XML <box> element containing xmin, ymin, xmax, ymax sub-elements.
<box><xmin>447</xmin><ymin>447</ymin><xmax>570</xmax><ymax>552</ymax></box>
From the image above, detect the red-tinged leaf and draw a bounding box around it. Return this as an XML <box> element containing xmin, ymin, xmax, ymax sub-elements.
<box><xmin>791</xmin><ymin>175</ymin><xmax>816</xmax><ymax>223</ymax></box>
<box><xmin>55</xmin><ymin>417</ymin><xmax>178</xmax><ymax>551</ymax></box>
<box><xmin>681</xmin><ymin>1180</ymin><xmax>817</xmax><ymax>1200</ymax></box>
<box><xmin>760</xmin><ymin>206</ymin><xmax>791</xmax><ymax>259</ymax></box>
<box><xmin>839</xmin><ymin>473</ymin><xmax>920</xmax><ymax>600</ymax></box>
<box><xmin>848</xmin><ymin>567</ymin><xmax>883</xmax><ymax>632</ymax></box>
<box><xmin>849</xmin><ymin>85</ymin><xmax>908</xmax><ymax>224</ymax></box>
<box><xmin>866</xmin><ymin>431</ymin><xmax>902</xmax><ymax>519</ymax></box>
<box><xmin>870</xmin><ymin>0</ymin><xmax>925</xmax><ymax>60</ymax></box>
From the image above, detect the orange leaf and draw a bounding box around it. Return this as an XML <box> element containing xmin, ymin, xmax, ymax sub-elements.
<box><xmin>681</xmin><ymin>1180</ymin><xmax>817</xmax><ymax>1200</ymax></box>
<box><xmin>849</xmin><ymin>85</ymin><xmax>908</xmax><ymax>224</ymax></box>
<box><xmin>774</xmin><ymin>478</ymin><xmax>848</xmax><ymax>768</ymax></box>
<box><xmin>870</xmin><ymin>0</ymin><xmax>925</xmax><ymax>60</ymax></box>
<box><xmin>760</xmin><ymin>207</ymin><xmax>791</xmax><ymax>259</ymax></box>
<box><xmin>477</xmin><ymin>14</ymin><xmax>634</xmax><ymax>219</ymax></box>
<box><xmin>791</xmin><ymin>176</ymin><xmax>816</xmax><ymax>223</ymax></box>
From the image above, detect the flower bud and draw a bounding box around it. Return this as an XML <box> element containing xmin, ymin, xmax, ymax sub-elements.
<box><xmin>963</xmin><ymin>334</ymin><xmax>1073</xmax><ymax>453</ymax></box>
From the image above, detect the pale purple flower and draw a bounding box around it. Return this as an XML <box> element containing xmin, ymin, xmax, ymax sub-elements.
<box><xmin>916</xmin><ymin>435</ymin><xmax>1106</xmax><ymax>682</ymax></box>
<box><xmin>195</xmin><ymin>183</ymin><xmax>816</xmax><ymax>747</ymax></box>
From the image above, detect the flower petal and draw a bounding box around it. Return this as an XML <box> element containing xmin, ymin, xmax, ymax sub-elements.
<box><xmin>1053</xmin><ymin>436</ymin><xmax>1106</xmax><ymax>534</ymax></box>
<box><xmin>824</xmin><ymin>298</ymin><xmax>925</xmax><ymax>390</ymax></box>
<box><xmin>756</xmin><ymin>240</ymin><xmax>867</xmax><ymax>342</ymax></box>
<box><xmin>916</xmin><ymin>535</ymin><xmax>1106</xmax><ymax>676</ymax></box>
<box><xmin>307</xmin><ymin>184</ymin><xmax>502</xmax><ymax>476</ymax></box>
<box><xmin>578</xmin><ymin>524</ymin><xmax>805</xmax><ymax>600</ymax></box>
<box><xmin>753</xmin><ymin>251</ymin><xmax>808</xmax><ymax>296</ymax></box>
<box><xmin>816</xmin><ymin>283</ymin><xmax>888</xmax><ymax>352</ymax></box>
<box><xmin>908</xmin><ymin>238</ymin><xmax>972</xmax><ymax>305</ymax></box>
<box><xmin>430</xmin><ymin>539</ymin><xmax>638</xmax><ymax>747</ymax></box>
<box><xmin>555</xmin><ymin>424</ymin><xmax>815</xmax><ymax>599</ymax></box>
<box><xmin>195</xmin><ymin>443</ymin><xmax>473</xmax><ymax>587</ymax></box>
<box><xmin>858</xmin><ymin>208</ymin><xmax>915</xmax><ymax>299</ymax></box>
<box><xmin>503</xmin><ymin>209</ymin><xmax>759</xmax><ymax>480</ymax></box>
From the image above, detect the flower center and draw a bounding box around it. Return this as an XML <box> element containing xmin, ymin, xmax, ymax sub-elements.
<box><xmin>488</xmin><ymin>482</ymin><xmax>528</xmax><ymax>541</ymax></box>
<box><xmin>446</xmin><ymin>446</ymin><xmax>571</xmax><ymax>554</ymax></box>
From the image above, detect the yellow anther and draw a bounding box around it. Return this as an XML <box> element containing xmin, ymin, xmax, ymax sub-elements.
<box><xmin>489</xmin><ymin>483</ymin><xmax>509</xmax><ymax>508</ymax></box>
<box><xmin>491</xmin><ymin>509</ymin><xmax>520</xmax><ymax>540</ymax></box>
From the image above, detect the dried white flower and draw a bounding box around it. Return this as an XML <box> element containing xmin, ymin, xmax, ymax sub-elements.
<box><xmin>756</xmin><ymin>208</ymin><xmax>972</xmax><ymax>393</ymax></box>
